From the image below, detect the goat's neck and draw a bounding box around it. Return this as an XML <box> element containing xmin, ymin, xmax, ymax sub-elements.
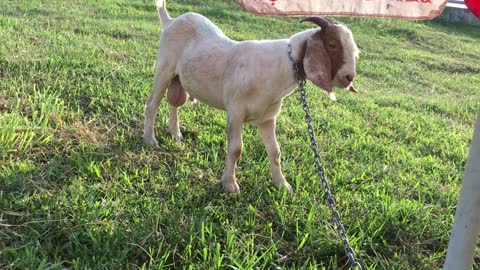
<box><xmin>289</xmin><ymin>29</ymin><xmax>314</xmax><ymax>62</ymax></box>
<box><xmin>287</xmin><ymin>29</ymin><xmax>315</xmax><ymax>82</ymax></box>
<box><xmin>275</xmin><ymin>29</ymin><xmax>314</xmax><ymax>98</ymax></box>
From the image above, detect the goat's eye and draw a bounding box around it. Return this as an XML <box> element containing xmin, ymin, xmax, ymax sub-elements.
<box><xmin>327</xmin><ymin>42</ymin><xmax>337</xmax><ymax>50</ymax></box>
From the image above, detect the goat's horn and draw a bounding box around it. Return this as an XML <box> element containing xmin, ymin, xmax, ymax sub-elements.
<box><xmin>301</xmin><ymin>17</ymin><xmax>334</xmax><ymax>29</ymax></box>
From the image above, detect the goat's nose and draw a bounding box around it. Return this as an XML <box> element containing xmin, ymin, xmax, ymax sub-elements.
<box><xmin>346</xmin><ymin>74</ymin><xmax>354</xmax><ymax>82</ymax></box>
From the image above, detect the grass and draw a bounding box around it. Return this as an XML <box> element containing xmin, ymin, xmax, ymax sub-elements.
<box><xmin>1</xmin><ymin>0</ymin><xmax>479</xmax><ymax>269</ymax></box>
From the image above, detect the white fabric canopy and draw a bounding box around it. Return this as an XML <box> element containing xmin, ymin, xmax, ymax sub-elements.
<box><xmin>235</xmin><ymin>0</ymin><xmax>447</xmax><ymax>20</ymax></box>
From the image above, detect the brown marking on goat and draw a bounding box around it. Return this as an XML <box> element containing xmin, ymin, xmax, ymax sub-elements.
<box><xmin>167</xmin><ymin>76</ymin><xmax>187</xmax><ymax>107</ymax></box>
<box><xmin>303</xmin><ymin>30</ymin><xmax>333</xmax><ymax>92</ymax></box>
<box><xmin>301</xmin><ymin>18</ymin><xmax>349</xmax><ymax>93</ymax></box>
<box><xmin>322</xmin><ymin>26</ymin><xmax>347</xmax><ymax>80</ymax></box>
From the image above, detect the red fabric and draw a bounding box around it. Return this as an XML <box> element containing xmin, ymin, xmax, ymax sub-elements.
<box><xmin>465</xmin><ymin>0</ymin><xmax>480</xmax><ymax>18</ymax></box>
<box><xmin>235</xmin><ymin>0</ymin><xmax>448</xmax><ymax>20</ymax></box>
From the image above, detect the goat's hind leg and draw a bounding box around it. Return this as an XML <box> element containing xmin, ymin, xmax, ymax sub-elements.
<box><xmin>167</xmin><ymin>76</ymin><xmax>187</xmax><ymax>141</ymax></box>
<box><xmin>143</xmin><ymin>61</ymin><xmax>175</xmax><ymax>147</ymax></box>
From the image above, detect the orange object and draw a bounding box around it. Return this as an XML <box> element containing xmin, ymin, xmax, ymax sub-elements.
<box><xmin>349</xmin><ymin>85</ymin><xmax>357</xmax><ymax>93</ymax></box>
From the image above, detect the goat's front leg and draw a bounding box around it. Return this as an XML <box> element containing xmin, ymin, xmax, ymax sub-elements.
<box><xmin>221</xmin><ymin>112</ymin><xmax>244</xmax><ymax>193</ymax></box>
<box><xmin>257</xmin><ymin>119</ymin><xmax>292</xmax><ymax>192</ymax></box>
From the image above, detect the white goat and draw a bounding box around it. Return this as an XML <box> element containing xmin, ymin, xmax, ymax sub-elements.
<box><xmin>143</xmin><ymin>0</ymin><xmax>360</xmax><ymax>193</ymax></box>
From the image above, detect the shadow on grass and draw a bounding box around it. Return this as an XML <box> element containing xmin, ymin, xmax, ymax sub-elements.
<box><xmin>1</xmin><ymin>126</ymin><xmax>344</xmax><ymax>268</ymax></box>
<box><xmin>429</xmin><ymin>19</ymin><xmax>480</xmax><ymax>39</ymax></box>
<box><xmin>0</xmin><ymin>130</ymin><xmax>182</xmax><ymax>266</ymax></box>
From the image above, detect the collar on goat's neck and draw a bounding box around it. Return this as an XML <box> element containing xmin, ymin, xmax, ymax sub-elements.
<box><xmin>288</xmin><ymin>29</ymin><xmax>312</xmax><ymax>84</ymax></box>
<box><xmin>287</xmin><ymin>43</ymin><xmax>306</xmax><ymax>83</ymax></box>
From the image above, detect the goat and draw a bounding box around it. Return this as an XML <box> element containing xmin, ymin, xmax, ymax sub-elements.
<box><xmin>143</xmin><ymin>0</ymin><xmax>360</xmax><ymax>193</ymax></box>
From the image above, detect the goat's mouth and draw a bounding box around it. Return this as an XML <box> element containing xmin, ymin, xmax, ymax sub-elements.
<box><xmin>332</xmin><ymin>78</ymin><xmax>357</xmax><ymax>93</ymax></box>
<box><xmin>333</xmin><ymin>79</ymin><xmax>352</xmax><ymax>89</ymax></box>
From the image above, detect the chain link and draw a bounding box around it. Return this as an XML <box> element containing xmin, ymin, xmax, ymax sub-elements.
<box><xmin>287</xmin><ymin>44</ymin><xmax>364</xmax><ymax>270</ymax></box>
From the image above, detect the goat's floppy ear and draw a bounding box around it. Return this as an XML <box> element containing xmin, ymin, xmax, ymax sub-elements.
<box><xmin>303</xmin><ymin>30</ymin><xmax>332</xmax><ymax>93</ymax></box>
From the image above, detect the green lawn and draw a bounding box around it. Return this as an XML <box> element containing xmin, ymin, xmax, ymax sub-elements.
<box><xmin>1</xmin><ymin>0</ymin><xmax>479</xmax><ymax>269</ymax></box>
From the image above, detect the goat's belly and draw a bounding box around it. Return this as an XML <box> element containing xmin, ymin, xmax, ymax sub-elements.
<box><xmin>177</xmin><ymin>56</ymin><xmax>228</xmax><ymax>110</ymax></box>
<box><xmin>189</xmin><ymin>91</ymin><xmax>226</xmax><ymax>110</ymax></box>
<box><xmin>175</xmin><ymin>69</ymin><xmax>226</xmax><ymax>110</ymax></box>
<box><xmin>181</xmin><ymin>82</ymin><xmax>226</xmax><ymax>110</ymax></box>
<box><xmin>245</xmin><ymin>101</ymin><xmax>283</xmax><ymax>124</ymax></box>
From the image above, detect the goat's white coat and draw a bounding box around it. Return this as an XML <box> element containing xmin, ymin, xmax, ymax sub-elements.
<box><xmin>143</xmin><ymin>0</ymin><xmax>359</xmax><ymax>192</ymax></box>
<box><xmin>332</xmin><ymin>25</ymin><xmax>360</xmax><ymax>89</ymax></box>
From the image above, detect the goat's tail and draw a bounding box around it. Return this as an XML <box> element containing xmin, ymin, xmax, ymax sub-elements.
<box><xmin>155</xmin><ymin>0</ymin><xmax>172</xmax><ymax>27</ymax></box>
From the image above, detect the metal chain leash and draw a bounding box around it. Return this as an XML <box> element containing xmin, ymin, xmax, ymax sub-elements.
<box><xmin>287</xmin><ymin>44</ymin><xmax>364</xmax><ymax>270</ymax></box>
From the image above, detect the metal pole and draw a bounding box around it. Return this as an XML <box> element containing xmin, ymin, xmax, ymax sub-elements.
<box><xmin>444</xmin><ymin>109</ymin><xmax>480</xmax><ymax>270</ymax></box>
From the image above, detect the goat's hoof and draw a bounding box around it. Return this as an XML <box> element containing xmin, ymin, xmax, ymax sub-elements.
<box><xmin>142</xmin><ymin>134</ymin><xmax>159</xmax><ymax>147</ymax></box>
<box><xmin>222</xmin><ymin>182</ymin><xmax>240</xmax><ymax>193</ymax></box>
<box><xmin>276</xmin><ymin>182</ymin><xmax>293</xmax><ymax>193</ymax></box>
<box><xmin>171</xmin><ymin>132</ymin><xmax>184</xmax><ymax>142</ymax></box>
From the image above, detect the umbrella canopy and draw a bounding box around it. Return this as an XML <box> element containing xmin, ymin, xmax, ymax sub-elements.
<box><xmin>236</xmin><ymin>0</ymin><xmax>448</xmax><ymax>20</ymax></box>
<box><xmin>465</xmin><ymin>0</ymin><xmax>480</xmax><ymax>18</ymax></box>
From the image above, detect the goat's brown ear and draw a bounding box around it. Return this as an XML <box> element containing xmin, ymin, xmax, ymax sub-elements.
<box><xmin>303</xmin><ymin>30</ymin><xmax>332</xmax><ymax>93</ymax></box>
